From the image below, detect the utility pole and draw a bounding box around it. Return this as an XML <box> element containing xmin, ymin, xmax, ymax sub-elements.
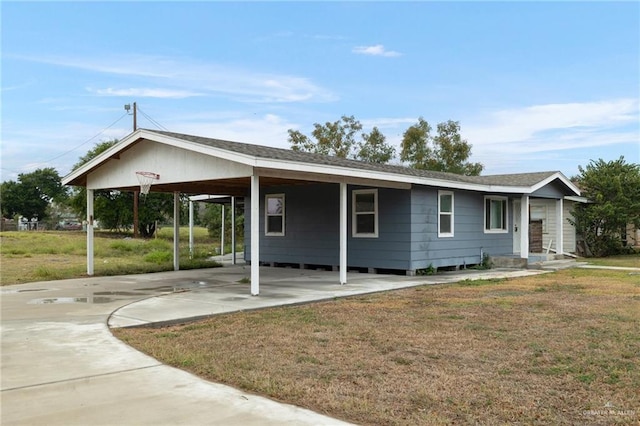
<box><xmin>126</xmin><ymin>102</ymin><xmax>140</xmax><ymax>238</ymax></box>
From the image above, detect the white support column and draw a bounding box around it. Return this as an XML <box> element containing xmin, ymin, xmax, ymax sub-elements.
<box><xmin>86</xmin><ymin>189</ymin><xmax>94</xmax><ymax>276</ymax></box>
<box><xmin>339</xmin><ymin>182</ymin><xmax>347</xmax><ymax>285</ymax></box>
<box><xmin>250</xmin><ymin>174</ymin><xmax>260</xmax><ymax>295</ymax></box>
<box><xmin>188</xmin><ymin>200</ymin><xmax>194</xmax><ymax>259</ymax></box>
<box><xmin>231</xmin><ymin>196</ymin><xmax>236</xmax><ymax>265</ymax></box>
<box><xmin>220</xmin><ymin>204</ymin><xmax>225</xmax><ymax>257</ymax></box>
<box><xmin>173</xmin><ymin>192</ymin><xmax>180</xmax><ymax>271</ymax></box>
<box><xmin>556</xmin><ymin>198</ymin><xmax>564</xmax><ymax>256</ymax></box>
<box><xmin>520</xmin><ymin>195</ymin><xmax>529</xmax><ymax>259</ymax></box>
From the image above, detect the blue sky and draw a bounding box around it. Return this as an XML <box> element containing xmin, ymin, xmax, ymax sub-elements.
<box><xmin>2</xmin><ymin>1</ymin><xmax>638</xmax><ymax>182</ymax></box>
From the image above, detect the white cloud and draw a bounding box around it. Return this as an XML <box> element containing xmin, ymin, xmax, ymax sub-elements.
<box><xmin>352</xmin><ymin>44</ymin><xmax>402</xmax><ymax>57</ymax></box>
<box><xmin>19</xmin><ymin>54</ymin><xmax>336</xmax><ymax>104</ymax></box>
<box><xmin>89</xmin><ymin>87</ymin><xmax>202</xmax><ymax>99</ymax></box>
<box><xmin>464</xmin><ymin>98</ymin><xmax>640</xmax><ymax>154</ymax></box>
<box><xmin>169</xmin><ymin>113</ymin><xmax>296</xmax><ymax>149</ymax></box>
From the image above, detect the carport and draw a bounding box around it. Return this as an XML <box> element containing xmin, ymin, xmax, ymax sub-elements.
<box><xmin>62</xmin><ymin>129</ymin><xmax>406</xmax><ymax>295</ymax></box>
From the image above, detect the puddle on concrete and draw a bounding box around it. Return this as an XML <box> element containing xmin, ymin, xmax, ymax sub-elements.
<box><xmin>93</xmin><ymin>291</ymin><xmax>145</xmax><ymax>296</ymax></box>
<box><xmin>219</xmin><ymin>296</ymin><xmax>249</xmax><ymax>302</ymax></box>
<box><xmin>28</xmin><ymin>297</ymin><xmax>115</xmax><ymax>304</ymax></box>
<box><xmin>17</xmin><ymin>289</ymin><xmax>48</xmax><ymax>292</ymax></box>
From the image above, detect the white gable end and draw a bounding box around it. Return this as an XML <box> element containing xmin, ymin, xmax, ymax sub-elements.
<box><xmin>86</xmin><ymin>139</ymin><xmax>253</xmax><ymax>190</ymax></box>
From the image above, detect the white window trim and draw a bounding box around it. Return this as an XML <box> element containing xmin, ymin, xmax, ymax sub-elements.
<box><xmin>438</xmin><ymin>190</ymin><xmax>454</xmax><ymax>238</ymax></box>
<box><xmin>484</xmin><ymin>196</ymin><xmax>509</xmax><ymax>234</ymax></box>
<box><xmin>265</xmin><ymin>193</ymin><xmax>285</xmax><ymax>236</ymax></box>
<box><xmin>352</xmin><ymin>189</ymin><xmax>378</xmax><ymax>238</ymax></box>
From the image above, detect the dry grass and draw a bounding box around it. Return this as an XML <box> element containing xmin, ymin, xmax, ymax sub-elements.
<box><xmin>115</xmin><ymin>269</ymin><xmax>640</xmax><ymax>425</ymax></box>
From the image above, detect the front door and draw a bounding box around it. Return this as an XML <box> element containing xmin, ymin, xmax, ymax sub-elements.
<box><xmin>513</xmin><ymin>200</ymin><xmax>521</xmax><ymax>254</ymax></box>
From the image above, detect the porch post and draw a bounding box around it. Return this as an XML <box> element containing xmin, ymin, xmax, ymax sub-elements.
<box><xmin>86</xmin><ymin>188</ymin><xmax>94</xmax><ymax>276</ymax></box>
<box><xmin>556</xmin><ymin>198</ymin><xmax>564</xmax><ymax>256</ymax></box>
<box><xmin>339</xmin><ymin>182</ymin><xmax>347</xmax><ymax>285</ymax></box>
<box><xmin>173</xmin><ymin>191</ymin><xmax>180</xmax><ymax>271</ymax></box>
<box><xmin>250</xmin><ymin>174</ymin><xmax>260</xmax><ymax>295</ymax></box>
<box><xmin>520</xmin><ymin>195</ymin><xmax>529</xmax><ymax>259</ymax></box>
<box><xmin>231</xmin><ymin>196</ymin><xmax>236</xmax><ymax>265</ymax></box>
<box><xmin>221</xmin><ymin>204</ymin><xmax>225</xmax><ymax>257</ymax></box>
<box><xmin>188</xmin><ymin>200</ymin><xmax>194</xmax><ymax>259</ymax></box>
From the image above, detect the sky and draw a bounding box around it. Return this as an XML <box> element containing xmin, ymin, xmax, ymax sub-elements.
<box><xmin>1</xmin><ymin>1</ymin><xmax>639</xmax><ymax>183</ymax></box>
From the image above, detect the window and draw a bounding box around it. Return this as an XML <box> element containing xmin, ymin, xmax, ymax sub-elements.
<box><xmin>484</xmin><ymin>196</ymin><xmax>508</xmax><ymax>233</ymax></box>
<box><xmin>265</xmin><ymin>194</ymin><xmax>285</xmax><ymax>236</ymax></box>
<box><xmin>352</xmin><ymin>189</ymin><xmax>378</xmax><ymax>237</ymax></box>
<box><xmin>438</xmin><ymin>191</ymin><xmax>454</xmax><ymax>237</ymax></box>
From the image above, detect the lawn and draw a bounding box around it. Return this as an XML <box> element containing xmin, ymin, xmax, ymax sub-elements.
<box><xmin>0</xmin><ymin>227</ymin><xmax>233</xmax><ymax>285</ymax></box>
<box><xmin>115</xmin><ymin>268</ymin><xmax>640</xmax><ymax>425</ymax></box>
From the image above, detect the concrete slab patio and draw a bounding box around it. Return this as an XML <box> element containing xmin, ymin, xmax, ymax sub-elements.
<box><xmin>1</xmin><ymin>264</ymin><xmax>546</xmax><ymax>426</ymax></box>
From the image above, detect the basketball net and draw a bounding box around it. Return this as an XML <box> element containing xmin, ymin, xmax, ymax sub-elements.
<box><xmin>135</xmin><ymin>172</ymin><xmax>160</xmax><ymax>195</ymax></box>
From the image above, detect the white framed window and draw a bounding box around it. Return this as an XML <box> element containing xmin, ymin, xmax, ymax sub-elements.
<box><xmin>438</xmin><ymin>191</ymin><xmax>454</xmax><ymax>237</ymax></box>
<box><xmin>352</xmin><ymin>189</ymin><xmax>378</xmax><ymax>238</ymax></box>
<box><xmin>265</xmin><ymin>194</ymin><xmax>285</xmax><ymax>236</ymax></box>
<box><xmin>484</xmin><ymin>196</ymin><xmax>508</xmax><ymax>233</ymax></box>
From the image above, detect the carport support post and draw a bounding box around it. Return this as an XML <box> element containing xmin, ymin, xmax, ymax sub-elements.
<box><xmin>250</xmin><ymin>174</ymin><xmax>260</xmax><ymax>295</ymax></box>
<box><xmin>86</xmin><ymin>189</ymin><xmax>94</xmax><ymax>276</ymax></box>
<box><xmin>188</xmin><ymin>200</ymin><xmax>194</xmax><ymax>259</ymax></box>
<box><xmin>173</xmin><ymin>192</ymin><xmax>180</xmax><ymax>271</ymax></box>
<box><xmin>231</xmin><ymin>196</ymin><xmax>236</xmax><ymax>265</ymax></box>
<box><xmin>220</xmin><ymin>205</ymin><xmax>225</xmax><ymax>257</ymax></box>
<box><xmin>555</xmin><ymin>198</ymin><xmax>564</xmax><ymax>256</ymax></box>
<box><xmin>339</xmin><ymin>182</ymin><xmax>347</xmax><ymax>285</ymax></box>
<box><xmin>520</xmin><ymin>195</ymin><xmax>529</xmax><ymax>260</ymax></box>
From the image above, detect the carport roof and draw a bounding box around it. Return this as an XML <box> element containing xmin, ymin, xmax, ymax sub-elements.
<box><xmin>63</xmin><ymin>129</ymin><xmax>580</xmax><ymax>196</ymax></box>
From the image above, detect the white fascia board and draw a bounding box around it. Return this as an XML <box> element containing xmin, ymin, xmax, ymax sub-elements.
<box><xmin>254</xmin><ymin>157</ymin><xmax>534</xmax><ymax>193</ymax></box>
<box><xmin>566</xmin><ymin>195</ymin><xmax>590</xmax><ymax>203</ymax></box>
<box><xmin>142</xmin><ymin>132</ymin><xmax>258</xmax><ymax>166</ymax></box>
<box><xmin>529</xmin><ymin>172</ymin><xmax>581</xmax><ymax>196</ymax></box>
<box><xmin>62</xmin><ymin>130</ymin><xmax>143</xmax><ymax>185</ymax></box>
<box><xmin>62</xmin><ymin>129</ymin><xmax>259</xmax><ymax>186</ymax></box>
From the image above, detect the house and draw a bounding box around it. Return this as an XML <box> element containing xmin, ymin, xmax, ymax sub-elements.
<box><xmin>62</xmin><ymin>129</ymin><xmax>581</xmax><ymax>295</ymax></box>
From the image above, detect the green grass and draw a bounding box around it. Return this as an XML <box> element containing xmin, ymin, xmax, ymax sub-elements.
<box><xmin>0</xmin><ymin>227</ymin><xmax>237</xmax><ymax>285</ymax></box>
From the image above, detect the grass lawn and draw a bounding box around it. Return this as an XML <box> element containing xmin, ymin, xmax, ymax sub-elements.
<box><xmin>115</xmin><ymin>268</ymin><xmax>640</xmax><ymax>425</ymax></box>
<box><xmin>0</xmin><ymin>227</ymin><xmax>232</xmax><ymax>285</ymax></box>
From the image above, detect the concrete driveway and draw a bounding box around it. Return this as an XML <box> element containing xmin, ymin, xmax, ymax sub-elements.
<box><xmin>1</xmin><ymin>265</ymin><xmax>544</xmax><ymax>425</ymax></box>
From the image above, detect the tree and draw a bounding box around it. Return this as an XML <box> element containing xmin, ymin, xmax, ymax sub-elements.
<box><xmin>358</xmin><ymin>127</ymin><xmax>395</xmax><ymax>164</ymax></box>
<box><xmin>288</xmin><ymin>115</ymin><xmax>396</xmax><ymax>163</ymax></box>
<box><xmin>400</xmin><ymin>118</ymin><xmax>483</xmax><ymax>176</ymax></box>
<box><xmin>571</xmin><ymin>156</ymin><xmax>640</xmax><ymax>257</ymax></box>
<box><xmin>1</xmin><ymin>168</ymin><xmax>66</xmax><ymax>221</ymax></box>
<box><xmin>69</xmin><ymin>140</ymin><xmax>179</xmax><ymax>236</ymax></box>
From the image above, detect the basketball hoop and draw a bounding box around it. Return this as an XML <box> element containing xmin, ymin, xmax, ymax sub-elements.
<box><xmin>135</xmin><ymin>171</ymin><xmax>160</xmax><ymax>195</ymax></box>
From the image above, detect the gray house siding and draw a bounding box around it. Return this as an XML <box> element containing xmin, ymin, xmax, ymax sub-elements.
<box><xmin>409</xmin><ymin>187</ymin><xmax>513</xmax><ymax>270</ymax></box>
<box><xmin>531</xmin><ymin>181</ymin><xmax>567</xmax><ymax>199</ymax></box>
<box><xmin>245</xmin><ymin>183</ymin><xmax>516</xmax><ymax>273</ymax></box>
<box><xmin>244</xmin><ymin>184</ymin><xmax>412</xmax><ymax>270</ymax></box>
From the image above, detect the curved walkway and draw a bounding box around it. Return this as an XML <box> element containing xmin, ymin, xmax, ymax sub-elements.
<box><xmin>1</xmin><ymin>265</ymin><xmax>546</xmax><ymax>425</ymax></box>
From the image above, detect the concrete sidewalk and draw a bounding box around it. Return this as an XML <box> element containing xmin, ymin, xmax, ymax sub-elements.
<box><xmin>2</xmin><ymin>265</ymin><xmax>546</xmax><ymax>426</ymax></box>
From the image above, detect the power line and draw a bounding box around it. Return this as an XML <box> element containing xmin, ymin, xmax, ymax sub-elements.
<box><xmin>24</xmin><ymin>112</ymin><xmax>130</xmax><ymax>171</ymax></box>
<box><xmin>137</xmin><ymin>107</ymin><xmax>169</xmax><ymax>131</ymax></box>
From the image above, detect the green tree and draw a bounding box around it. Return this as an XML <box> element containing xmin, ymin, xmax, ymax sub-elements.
<box><xmin>202</xmin><ymin>202</ymin><xmax>244</xmax><ymax>250</ymax></box>
<box><xmin>69</xmin><ymin>140</ymin><xmax>180</xmax><ymax>236</ymax></box>
<box><xmin>0</xmin><ymin>168</ymin><xmax>66</xmax><ymax>220</ymax></box>
<box><xmin>400</xmin><ymin>118</ymin><xmax>483</xmax><ymax>176</ymax></box>
<box><xmin>358</xmin><ymin>127</ymin><xmax>395</xmax><ymax>164</ymax></box>
<box><xmin>288</xmin><ymin>115</ymin><xmax>396</xmax><ymax>163</ymax></box>
<box><xmin>571</xmin><ymin>156</ymin><xmax>640</xmax><ymax>256</ymax></box>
